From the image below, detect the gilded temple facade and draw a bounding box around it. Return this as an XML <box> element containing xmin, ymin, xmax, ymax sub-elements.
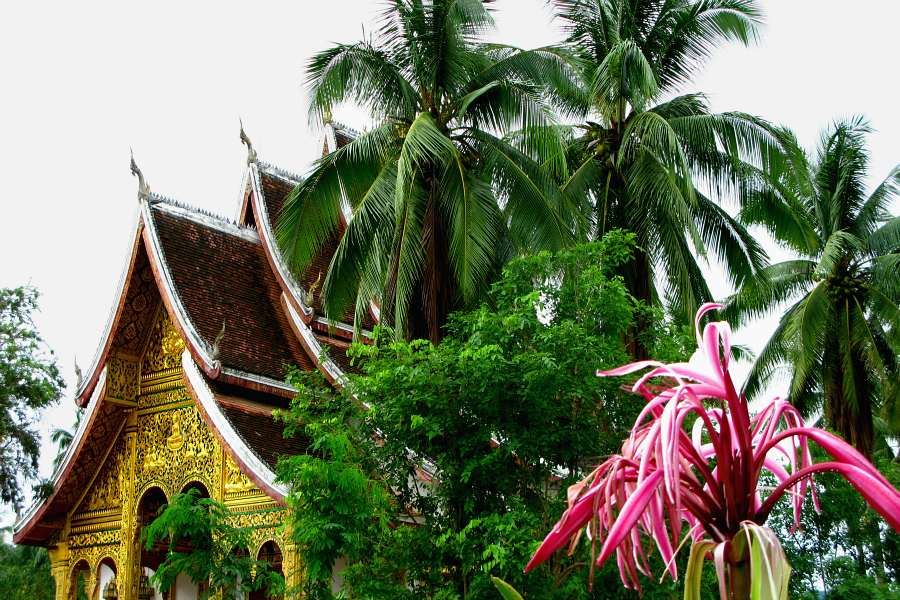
<box><xmin>14</xmin><ymin>124</ymin><xmax>369</xmax><ymax>599</ymax></box>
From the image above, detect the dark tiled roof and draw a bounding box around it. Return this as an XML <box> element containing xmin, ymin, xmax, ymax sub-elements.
<box><xmin>150</xmin><ymin>206</ymin><xmax>316</xmax><ymax>381</ymax></box>
<box><xmin>207</xmin><ymin>380</ymin><xmax>312</xmax><ymax>470</ymax></box>
<box><xmin>258</xmin><ymin>170</ymin><xmax>377</xmax><ymax>331</ymax></box>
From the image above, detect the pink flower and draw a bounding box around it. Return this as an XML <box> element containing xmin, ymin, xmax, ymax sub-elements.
<box><xmin>525</xmin><ymin>304</ymin><xmax>900</xmax><ymax>599</ymax></box>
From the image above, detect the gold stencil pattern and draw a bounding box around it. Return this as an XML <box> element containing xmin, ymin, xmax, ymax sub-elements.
<box><xmin>106</xmin><ymin>356</ymin><xmax>138</xmax><ymax>403</ymax></box>
<box><xmin>74</xmin><ymin>435</ymin><xmax>126</xmax><ymax>516</ymax></box>
<box><xmin>112</xmin><ymin>251</ymin><xmax>159</xmax><ymax>357</ymax></box>
<box><xmin>141</xmin><ymin>311</ymin><xmax>184</xmax><ymax>376</ymax></box>
<box><xmin>136</xmin><ymin>403</ymin><xmax>220</xmax><ymax>496</ymax></box>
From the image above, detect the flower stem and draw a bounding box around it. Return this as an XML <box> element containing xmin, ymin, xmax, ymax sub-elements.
<box><xmin>729</xmin><ymin>543</ymin><xmax>751</xmax><ymax>600</ymax></box>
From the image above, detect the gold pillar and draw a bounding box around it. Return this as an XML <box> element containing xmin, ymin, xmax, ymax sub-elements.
<box><xmin>120</xmin><ymin>410</ymin><xmax>139</xmax><ymax>600</ymax></box>
<box><xmin>85</xmin><ymin>571</ymin><xmax>98</xmax><ymax>600</ymax></box>
<box><xmin>283</xmin><ymin>541</ymin><xmax>303</xmax><ymax>594</ymax></box>
<box><xmin>48</xmin><ymin>542</ymin><xmax>69</xmax><ymax>600</ymax></box>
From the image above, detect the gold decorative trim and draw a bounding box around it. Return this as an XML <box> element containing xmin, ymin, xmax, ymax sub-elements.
<box><xmin>136</xmin><ymin>400</ymin><xmax>193</xmax><ymax>417</ymax></box>
<box><xmin>72</xmin><ymin>507</ymin><xmax>121</xmax><ymax>522</ymax></box>
<box><xmin>70</xmin><ymin>520</ymin><xmax>122</xmax><ymax>535</ymax></box>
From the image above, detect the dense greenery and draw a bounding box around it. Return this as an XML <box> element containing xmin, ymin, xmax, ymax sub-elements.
<box><xmin>0</xmin><ymin>535</ymin><xmax>55</xmax><ymax>600</ymax></box>
<box><xmin>141</xmin><ymin>488</ymin><xmax>284</xmax><ymax>600</ymax></box>
<box><xmin>277</xmin><ymin>235</ymin><xmax>706</xmax><ymax>599</ymax></box>
<box><xmin>0</xmin><ymin>286</ymin><xmax>65</xmax><ymax>509</ymax></box>
<box><xmin>765</xmin><ymin>444</ymin><xmax>900</xmax><ymax>599</ymax></box>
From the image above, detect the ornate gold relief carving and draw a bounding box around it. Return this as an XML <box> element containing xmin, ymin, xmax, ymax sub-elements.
<box><xmin>106</xmin><ymin>356</ymin><xmax>138</xmax><ymax>405</ymax></box>
<box><xmin>69</xmin><ymin>528</ymin><xmax>120</xmax><ymax>550</ymax></box>
<box><xmin>225</xmin><ymin>455</ymin><xmax>257</xmax><ymax>494</ymax></box>
<box><xmin>135</xmin><ymin>403</ymin><xmax>220</xmax><ymax>496</ymax></box>
<box><xmin>141</xmin><ymin>311</ymin><xmax>184</xmax><ymax>376</ymax></box>
<box><xmin>138</xmin><ymin>388</ymin><xmax>188</xmax><ymax>411</ymax></box>
<box><xmin>166</xmin><ymin>411</ymin><xmax>185</xmax><ymax>450</ymax></box>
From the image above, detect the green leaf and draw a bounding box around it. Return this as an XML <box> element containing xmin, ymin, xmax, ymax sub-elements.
<box><xmin>684</xmin><ymin>540</ymin><xmax>717</xmax><ymax>600</ymax></box>
<box><xmin>490</xmin><ymin>576</ymin><xmax>523</xmax><ymax>600</ymax></box>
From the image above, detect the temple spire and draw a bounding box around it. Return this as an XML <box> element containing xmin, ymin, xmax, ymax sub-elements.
<box><xmin>129</xmin><ymin>149</ymin><xmax>151</xmax><ymax>200</ymax></box>
<box><xmin>239</xmin><ymin>120</ymin><xmax>257</xmax><ymax>164</ymax></box>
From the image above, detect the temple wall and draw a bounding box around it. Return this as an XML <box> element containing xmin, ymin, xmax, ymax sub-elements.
<box><xmin>56</xmin><ymin>306</ymin><xmax>295</xmax><ymax>600</ymax></box>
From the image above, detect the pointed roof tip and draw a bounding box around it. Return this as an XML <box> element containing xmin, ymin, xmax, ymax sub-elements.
<box><xmin>129</xmin><ymin>148</ymin><xmax>151</xmax><ymax>200</ymax></box>
<box><xmin>239</xmin><ymin>119</ymin><xmax>258</xmax><ymax>165</ymax></box>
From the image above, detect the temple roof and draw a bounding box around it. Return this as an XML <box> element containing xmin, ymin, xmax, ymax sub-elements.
<box><xmin>15</xmin><ymin>123</ymin><xmax>367</xmax><ymax>545</ymax></box>
<box><xmin>148</xmin><ymin>202</ymin><xmax>315</xmax><ymax>380</ymax></box>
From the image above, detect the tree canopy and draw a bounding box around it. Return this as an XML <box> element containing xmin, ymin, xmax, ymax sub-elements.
<box><xmin>277</xmin><ymin>234</ymin><xmax>699</xmax><ymax>599</ymax></box>
<box><xmin>543</xmin><ymin>0</ymin><xmax>802</xmax><ymax>358</ymax></box>
<box><xmin>0</xmin><ymin>286</ymin><xmax>65</xmax><ymax>509</ymax></box>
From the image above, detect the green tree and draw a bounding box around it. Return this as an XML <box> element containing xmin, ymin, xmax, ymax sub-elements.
<box><xmin>276</xmin><ymin>0</ymin><xmax>582</xmax><ymax>344</ymax></box>
<box><xmin>727</xmin><ymin>117</ymin><xmax>900</xmax><ymax>458</ymax></box>
<box><xmin>1</xmin><ymin>286</ymin><xmax>65</xmax><ymax>509</ymax></box>
<box><xmin>50</xmin><ymin>407</ymin><xmax>83</xmax><ymax>473</ymax></box>
<box><xmin>546</xmin><ymin>0</ymin><xmax>797</xmax><ymax>358</ymax></box>
<box><xmin>278</xmin><ymin>233</ymin><xmax>696</xmax><ymax>599</ymax></box>
<box><xmin>0</xmin><ymin>532</ymin><xmax>55</xmax><ymax>600</ymax></box>
<box><xmin>141</xmin><ymin>489</ymin><xmax>284</xmax><ymax>600</ymax></box>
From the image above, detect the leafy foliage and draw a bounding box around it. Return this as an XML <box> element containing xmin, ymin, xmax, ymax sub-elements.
<box><xmin>0</xmin><ymin>286</ymin><xmax>65</xmax><ymax>508</ymax></box>
<box><xmin>766</xmin><ymin>445</ymin><xmax>900</xmax><ymax>599</ymax></box>
<box><xmin>0</xmin><ymin>536</ymin><xmax>54</xmax><ymax>600</ymax></box>
<box><xmin>279</xmin><ymin>234</ymin><xmax>696</xmax><ymax>599</ymax></box>
<box><xmin>141</xmin><ymin>488</ymin><xmax>284</xmax><ymax>600</ymax></box>
<box><xmin>275</xmin><ymin>367</ymin><xmax>394</xmax><ymax>599</ymax></box>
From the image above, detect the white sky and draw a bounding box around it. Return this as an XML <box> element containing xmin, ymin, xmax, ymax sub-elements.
<box><xmin>1</xmin><ymin>0</ymin><xmax>898</xmax><ymax>525</ymax></box>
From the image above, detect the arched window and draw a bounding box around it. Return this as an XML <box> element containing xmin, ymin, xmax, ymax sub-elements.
<box><xmin>249</xmin><ymin>540</ymin><xmax>284</xmax><ymax>600</ymax></box>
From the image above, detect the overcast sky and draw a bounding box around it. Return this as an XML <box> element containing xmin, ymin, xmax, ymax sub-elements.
<box><xmin>1</xmin><ymin>0</ymin><xmax>898</xmax><ymax>525</ymax></box>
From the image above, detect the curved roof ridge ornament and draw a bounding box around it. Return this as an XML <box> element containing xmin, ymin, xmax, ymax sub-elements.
<box><xmin>129</xmin><ymin>148</ymin><xmax>151</xmax><ymax>200</ymax></box>
<box><xmin>239</xmin><ymin>119</ymin><xmax>258</xmax><ymax>164</ymax></box>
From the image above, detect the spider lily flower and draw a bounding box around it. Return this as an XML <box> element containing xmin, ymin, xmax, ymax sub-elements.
<box><xmin>525</xmin><ymin>304</ymin><xmax>900</xmax><ymax>600</ymax></box>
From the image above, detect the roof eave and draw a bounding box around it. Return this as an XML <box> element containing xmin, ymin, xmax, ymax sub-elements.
<box><xmin>181</xmin><ymin>353</ymin><xmax>290</xmax><ymax>504</ymax></box>
<box><xmin>14</xmin><ymin>367</ymin><xmax>110</xmax><ymax>543</ymax></box>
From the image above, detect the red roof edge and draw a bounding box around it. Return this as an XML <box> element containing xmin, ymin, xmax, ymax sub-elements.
<box><xmin>75</xmin><ymin>217</ymin><xmax>145</xmax><ymax>408</ymax></box>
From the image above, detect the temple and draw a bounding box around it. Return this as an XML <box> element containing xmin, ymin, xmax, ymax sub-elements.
<box><xmin>13</xmin><ymin>123</ymin><xmax>368</xmax><ymax>600</ymax></box>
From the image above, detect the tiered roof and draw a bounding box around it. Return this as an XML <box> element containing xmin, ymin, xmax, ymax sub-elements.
<box><xmin>14</xmin><ymin>125</ymin><xmax>365</xmax><ymax>545</ymax></box>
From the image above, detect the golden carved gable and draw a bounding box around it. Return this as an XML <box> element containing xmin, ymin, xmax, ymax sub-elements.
<box><xmin>141</xmin><ymin>308</ymin><xmax>184</xmax><ymax>380</ymax></box>
<box><xmin>72</xmin><ymin>432</ymin><xmax>126</xmax><ymax>521</ymax></box>
<box><xmin>135</xmin><ymin>401</ymin><xmax>221</xmax><ymax>498</ymax></box>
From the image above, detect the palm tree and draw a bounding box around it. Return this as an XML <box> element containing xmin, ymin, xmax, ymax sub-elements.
<box><xmin>50</xmin><ymin>407</ymin><xmax>83</xmax><ymax>472</ymax></box>
<box><xmin>546</xmin><ymin>0</ymin><xmax>800</xmax><ymax>358</ymax></box>
<box><xmin>277</xmin><ymin>0</ymin><xmax>582</xmax><ymax>344</ymax></box>
<box><xmin>727</xmin><ymin>117</ymin><xmax>900</xmax><ymax>458</ymax></box>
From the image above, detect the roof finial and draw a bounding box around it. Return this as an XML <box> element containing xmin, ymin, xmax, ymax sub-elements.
<box><xmin>74</xmin><ymin>356</ymin><xmax>83</xmax><ymax>388</ymax></box>
<box><xmin>130</xmin><ymin>148</ymin><xmax>151</xmax><ymax>200</ymax></box>
<box><xmin>239</xmin><ymin>119</ymin><xmax>258</xmax><ymax>164</ymax></box>
<box><xmin>210</xmin><ymin>320</ymin><xmax>226</xmax><ymax>362</ymax></box>
<box><xmin>323</xmin><ymin>108</ymin><xmax>333</xmax><ymax>125</ymax></box>
<box><xmin>305</xmin><ymin>271</ymin><xmax>322</xmax><ymax>307</ymax></box>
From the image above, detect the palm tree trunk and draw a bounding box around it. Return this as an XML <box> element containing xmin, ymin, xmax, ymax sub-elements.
<box><xmin>626</xmin><ymin>247</ymin><xmax>654</xmax><ymax>361</ymax></box>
